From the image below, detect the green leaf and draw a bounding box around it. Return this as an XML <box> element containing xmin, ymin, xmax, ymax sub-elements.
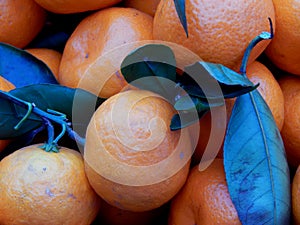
<box><xmin>223</xmin><ymin>90</ymin><xmax>291</xmax><ymax>225</ymax></box>
<box><xmin>0</xmin><ymin>84</ymin><xmax>104</xmax><ymax>139</ymax></box>
<box><xmin>170</xmin><ymin>110</ymin><xmax>207</xmax><ymax>131</ymax></box>
<box><xmin>173</xmin><ymin>0</ymin><xmax>188</xmax><ymax>37</ymax></box>
<box><xmin>174</xmin><ymin>95</ymin><xmax>223</xmax><ymax>112</ymax></box>
<box><xmin>0</xmin><ymin>42</ymin><xmax>58</xmax><ymax>87</ymax></box>
<box><xmin>121</xmin><ymin>44</ymin><xmax>178</xmax><ymax>102</ymax></box>
<box><xmin>180</xmin><ymin>61</ymin><xmax>257</xmax><ymax>99</ymax></box>
<box><xmin>121</xmin><ymin>44</ymin><xmax>177</xmax><ymax>82</ymax></box>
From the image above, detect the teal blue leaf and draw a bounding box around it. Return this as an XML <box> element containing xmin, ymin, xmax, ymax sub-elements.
<box><xmin>174</xmin><ymin>95</ymin><xmax>223</xmax><ymax>112</ymax></box>
<box><xmin>180</xmin><ymin>61</ymin><xmax>257</xmax><ymax>99</ymax></box>
<box><xmin>173</xmin><ymin>0</ymin><xmax>188</xmax><ymax>37</ymax></box>
<box><xmin>223</xmin><ymin>90</ymin><xmax>291</xmax><ymax>225</ymax></box>
<box><xmin>121</xmin><ymin>44</ymin><xmax>178</xmax><ymax>103</ymax></box>
<box><xmin>170</xmin><ymin>110</ymin><xmax>207</xmax><ymax>131</ymax></box>
<box><xmin>0</xmin><ymin>84</ymin><xmax>104</xmax><ymax>139</ymax></box>
<box><xmin>121</xmin><ymin>44</ymin><xmax>177</xmax><ymax>82</ymax></box>
<box><xmin>0</xmin><ymin>42</ymin><xmax>58</xmax><ymax>87</ymax></box>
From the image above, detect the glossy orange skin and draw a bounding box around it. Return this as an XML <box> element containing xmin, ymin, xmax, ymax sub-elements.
<box><xmin>26</xmin><ymin>48</ymin><xmax>62</xmax><ymax>80</ymax></box>
<box><xmin>58</xmin><ymin>7</ymin><xmax>153</xmax><ymax>98</ymax></box>
<box><xmin>278</xmin><ymin>75</ymin><xmax>300</xmax><ymax>167</ymax></box>
<box><xmin>168</xmin><ymin>159</ymin><xmax>241</xmax><ymax>225</ymax></box>
<box><xmin>33</xmin><ymin>0</ymin><xmax>122</xmax><ymax>14</ymax></box>
<box><xmin>0</xmin><ymin>144</ymin><xmax>101</xmax><ymax>225</ymax></box>
<box><xmin>292</xmin><ymin>165</ymin><xmax>300</xmax><ymax>225</ymax></box>
<box><xmin>84</xmin><ymin>90</ymin><xmax>192</xmax><ymax>212</ymax></box>
<box><xmin>153</xmin><ymin>0</ymin><xmax>275</xmax><ymax>71</ymax></box>
<box><xmin>247</xmin><ymin>61</ymin><xmax>285</xmax><ymax>130</ymax></box>
<box><xmin>0</xmin><ymin>0</ymin><xmax>46</xmax><ymax>48</ymax></box>
<box><xmin>265</xmin><ymin>0</ymin><xmax>300</xmax><ymax>75</ymax></box>
<box><xmin>123</xmin><ymin>0</ymin><xmax>161</xmax><ymax>16</ymax></box>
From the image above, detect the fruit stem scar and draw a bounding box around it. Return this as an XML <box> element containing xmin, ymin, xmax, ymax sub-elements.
<box><xmin>239</xmin><ymin>17</ymin><xmax>274</xmax><ymax>76</ymax></box>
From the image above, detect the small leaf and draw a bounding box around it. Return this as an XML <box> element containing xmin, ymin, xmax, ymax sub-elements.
<box><xmin>224</xmin><ymin>90</ymin><xmax>291</xmax><ymax>224</ymax></box>
<box><xmin>180</xmin><ymin>61</ymin><xmax>257</xmax><ymax>99</ymax></box>
<box><xmin>0</xmin><ymin>84</ymin><xmax>104</xmax><ymax>139</ymax></box>
<box><xmin>121</xmin><ymin>44</ymin><xmax>178</xmax><ymax>102</ymax></box>
<box><xmin>173</xmin><ymin>0</ymin><xmax>188</xmax><ymax>37</ymax></box>
<box><xmin>121</xmin><ymin>44</ymin><xmax>177</xmax><ymax>82</ymax></box>
<box><xmin>174</xmin><ymin>95</ymin><xmax>223</xmax><ymax>111</ymax></box>
<box><xmin>0</xmin><ymin>42</ymin><xmax>58</xmax><ymax>87</ymax></box>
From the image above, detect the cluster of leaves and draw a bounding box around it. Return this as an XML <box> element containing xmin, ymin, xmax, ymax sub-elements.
<box><xmin>0</xmin><ymin>42</ymin><xmax>104</xmax><ymax>152</ymax></box>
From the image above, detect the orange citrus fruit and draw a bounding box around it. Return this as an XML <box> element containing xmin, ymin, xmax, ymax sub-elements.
<box><xmin>123</xmin><ymin>0</ymin><xmax>161</xmax><ymax>17</ymax></box>
<box><xmin>0</xmin><ymin>0</ymin><xmax>47</xmax><ymax>48</ymax></box>
<box><xmin>292</xmin><ymin>165</ymin><xmax>300</xmax><ymax>225</ymax></box>
<box><xmin>265</xmin><ymin>0</ymin><xmax>300</xmax><ymax>75</ymax></box>
<box><xmin>247</xmin><ymin>61</ymin><xmax>285</xmax><ymax>130</ymax></box>
<box><xmin>168</xmin><ymin>158</ymin><xmax>241</xmax><ymax>225</ymax></box>
<box><xmin>33</xmin><ymin>0</ymin><xmax>122</xmax><ymax>14</ymax></box>
<box><xmin>25</xmin><ymin>48</ymin><xmax>62</xmax><ymax>80</ymax></box>
<box><xmin>84</xmin><ymin>89</ymin><xmax>193</xmax><ymax>212</ymax></box>
<box><xmin>278</xmin><ymin>75</ymin><xmax>300</xmax><ymax>167</ymax></box>
<box><xmin>153</xmin><ymin>0</ymin><xmax>275</xmax><ymax>71</ymax></box>
<box><xmin>0</xmin><ymin>144</ymin><xmax>101</xmax><ymax>225</ymax></box>
<box><xmin>58</xmin><ymin>7</ymin><xmax>153</xmax><ymax>98</ymax></box>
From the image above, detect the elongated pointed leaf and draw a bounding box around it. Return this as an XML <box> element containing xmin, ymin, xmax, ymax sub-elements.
<box><xmin>121</xmin><ymin>44</ymin><xmax>177</xmax><ymax>82</ymax></box>
<box><xmin>0</xmin><ymin>84</ymin><xmax>104</xmax><ymax>139</ymax></box>
<box><xmin>180</xmin><ymin>62</ymin><xmax>257</xmax><ymax>99</ymax></box>
<box><xmin>121</xmin><ymin>44</ymin><xmax>179</xmax><ymax>102</ymax></box>
<box><xmin>170</xmin><ymin>109</ymin><xmax>208</xmax><ymax>131</ymax></box>
<box><xmin>0</xmin><ymin>42</ymin><xmax>58</xmax><ymax>87</ymax></box>
<box><xmin>224</xmin><ymin>90</ymin><xmax>290</xmax><ymax>225</ymax></box>
<box><xmin>174</xmin><ymin>95</ymin><xmax>223</xmax><ymax>111</ymax></box>
<box><xmin>173</xmin><ymin>0</ymin><xmax>188</xmax><ymax>37</ymax></box>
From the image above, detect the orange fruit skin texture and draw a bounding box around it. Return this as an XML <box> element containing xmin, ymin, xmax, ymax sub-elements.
<box><xmin>169</xmin><ymin>158</ymin><xmax>241</xmax><ymax>225</ymax></box>
<box><xmin>123</xmin><ymin>0</ymin><xmax>161</xmax><ymax>17</ymax></box>
<box><xmin>33</xmin><ymin>0</ymin><xmax>122</xmax><ymax>14</ymax></box>
<box><xmin>0</xmin><ymin>0</ymin><xmax>46</xmax><ymax>48</ymax></box>
<box><xmin>58</xmin><ymin>7</ymin><xmax>153</xmax><ymax>98</ymax></box>
<box><xmin>278</xmin><ymin>75</ymin><xmax>300</xmax><ymax>167</ymax></box>
<box><xmin>0</xmin><ymin>76</ymin><xmax>15</xmax><ymax>92</ymax></box>
<box><xmin>0</xmin><ymin>144</ymin><xmax>101</xmax><ymax>225</ymax></box>
<box><xmin>247</xmin><ymin>61</ymin><xmax>285</xmax><ymax>130</ymax></box>
<box><xmin>84</xmin><ymin>89</ymin><xmax>192</xmax><ymax>212</ymax></box>
<box><xmin>0</xmin><ymin>76</ymin><xmax>15</xmax><ymax>152</ymax></box>
<box><xmin>265</xmin><ymin>0</ymin><xmax>300</xmax><ymax>75</ymax></box>
<box><xmin>153</xmin><ymin>0</ymin><xmax>275</xmax><ymax>71</ymax></box>
<box><xmin>292</xmin><ymin>165</ymin><xmax>300</xmax><ymax>225</ymax></box>
<box><xmin>25</xmin><ymin>48</ymin><xmax>62</xmax><ymax>80</ymax></box>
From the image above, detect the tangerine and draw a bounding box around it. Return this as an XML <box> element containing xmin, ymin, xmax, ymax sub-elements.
<box><xmin>168</xmin><ymin>158</ymin><xmax>241</xmax><ymax>225</ymax></box>
<box><xmin>265</xmin><ymin>0</ymin><xmax>300</xmax><ymax>75</ymax></box>
<box><xmin>278</xmin><ymin>75</ymin><xmax>300</xmax><ymax>167</ymax></box>
<box><xmin>58</xmin><ymin>7</ymin><xmax>153</xmax><ymax>98</ymax></box>
<box><xmin>0</xmin><ymin>144</ymin><xmax>101</xmax><ymax>225</ymax></box>
<box><xmin>26</xmin><ymin>48</ymin><xmax>62</xmax><ymax>80</ymax></box>
<box><xmin>84</xmin><ymin>89</ymin><xmax>193</xmax><ymax>212</ymax></box>
<box><xmin>247</xmin><ymin>61</ymin><xmax>285</xmax><ymax>130</ymax></box>
<box><xmin>153</xmin><ymin>0</ymin><xmax>275</xmax><ymax>71</ymax></box>
<box><xmin>123</xmin><ymin>0</ymin><xmax>161</xmax><ymax>17</ymax></box>
<box><xmin>0</xmin><ymin>0</ymin><xmax>46</xmax><ymax>48</ymax></box>
<box><xmin>33</xmin><ymin>0</ymin><xmax>122</xmax><ymax>14</ymax></box>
